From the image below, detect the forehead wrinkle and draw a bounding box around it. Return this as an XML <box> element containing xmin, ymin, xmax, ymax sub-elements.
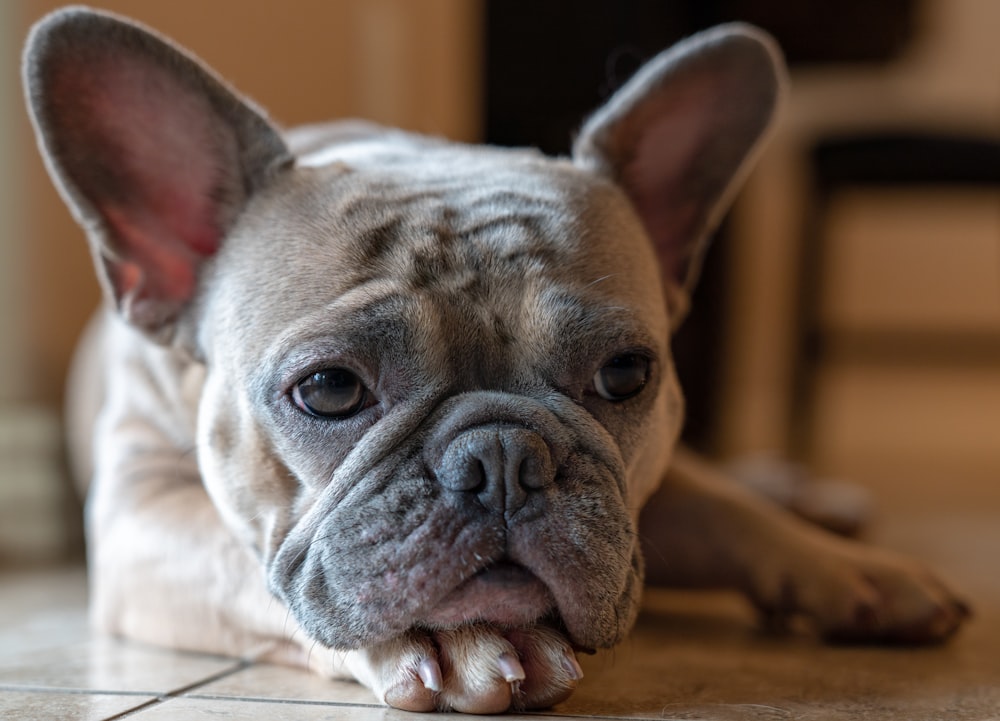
<box><xmin>526</xmin><ymin>282</ymin><xmax>657</xmax><ymax>355</ymax></box>
<box><xmin>261</xmin><ymin>278</ymin><xmax>409</xmax><ymax>365</ymax></box>
<box><xmin>254</xmin><ymin>146</ymin><xmax>639</xmax><ymax>374</ymax></box>
<box><xmin>269</xmin><ymin>279</ymin><xmax>449</xmax><ymax>390</ymax></box>
<box><xmin>315</xmin><ymin>161</ymin><xmax>585</xmax><ymax>286</ymax></box>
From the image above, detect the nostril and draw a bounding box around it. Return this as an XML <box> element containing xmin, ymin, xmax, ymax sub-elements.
<box><xmin>471</xmin><ymin>459</ymin><xmax>488</xmax><ymax>493</ymax></box>
<box><xmin>517</xmin><ymin>452</ymin><xmax>547</xmax><ymax>490</ymax></box>
<box><xmin>506</xmin><ymin>431</ymin><xmax>554</xmax><ymax>491</ymax></box>
<box><xmin>517</xmin><ymin>457</ymin><xmax>532</xmax><ymax>487</ymax></box>
<box><xmin>437</xmin><ymin>434</ymin><xmax>494</xmax><ymax>493</ymax></box>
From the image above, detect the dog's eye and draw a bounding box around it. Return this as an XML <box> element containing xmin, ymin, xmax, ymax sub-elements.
<box><xmin>292</xmin><ymin>369</ymin><xmax>369</xmax><ymax>418</ymax></box>
<box><xmin>593</xmin><ymin>354</ymin><xmax>650</xmax><ymax>401</ymax></box>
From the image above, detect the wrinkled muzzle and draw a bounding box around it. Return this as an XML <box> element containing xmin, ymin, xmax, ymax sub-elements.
<box><xmin>268</xmin><ymin>392</ymin><xmax>644</xmax><ymax>651</ymax></box>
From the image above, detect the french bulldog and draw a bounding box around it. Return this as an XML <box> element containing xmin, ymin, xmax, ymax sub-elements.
<box><xmin>23</xmin><ymin>6</ymin><xmax>969</xmax><ymax>714</ymax></box>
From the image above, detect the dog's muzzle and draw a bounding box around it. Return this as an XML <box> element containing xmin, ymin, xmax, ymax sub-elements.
<box><xmin>269</xmin><ymin>392</ymin><xmax>640</xmax><ymax>651</ymax></box>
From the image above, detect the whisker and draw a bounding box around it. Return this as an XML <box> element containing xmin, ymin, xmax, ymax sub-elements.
<box><xmin>585</xmin><ymin>273</ymin><xmax>618</xmax><ymax>288</ymax></box>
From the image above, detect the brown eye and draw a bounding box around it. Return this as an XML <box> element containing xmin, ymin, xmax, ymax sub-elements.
<box><xmin>292</xmin><ymin>369</ymin><xmax>368</xmax><ymax>418</ymax></box>
<box><xmin>593</xmin><ymin>354</ymin><xmax>649</xmax><ymax>401</ymax></box>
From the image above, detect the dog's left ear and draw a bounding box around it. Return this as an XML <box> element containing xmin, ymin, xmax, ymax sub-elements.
<box><xmin>573</xmin><ymin>24</ymin><xmax>785</xmax><ymax>324</ymax></box>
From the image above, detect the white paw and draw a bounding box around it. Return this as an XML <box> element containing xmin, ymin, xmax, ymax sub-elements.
<box><xmin>346</xmin><ymin>624</ymin><xmax>583</xmax><ymax>713</ymax></box>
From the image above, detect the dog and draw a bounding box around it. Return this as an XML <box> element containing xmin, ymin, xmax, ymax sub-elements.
<box><xmin>23</xmin><ymin>6</ymin><xmax>969</xmax><ymax>714</ymax></box>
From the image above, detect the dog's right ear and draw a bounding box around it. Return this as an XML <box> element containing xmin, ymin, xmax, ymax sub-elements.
<box><xmin>23</xmin><ymin>7</ymin><xmax>292</xmax><ymax>344</ymax></box>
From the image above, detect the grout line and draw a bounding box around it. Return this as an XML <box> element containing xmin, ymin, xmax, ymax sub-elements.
<box><xmin>181</xmin><ymin>693</ymin><xmax>385</xmax><ymax>708</ymax></box>
<box><xmin>120</xmin><ymin>692</ymin><xmax>645</xmax><ymax>721</ymax></box>
<box><xmin>97</xmin><ymin>660</ymin><xmax>253</xmax><ymax>720</ymax></box>
<box><xmin>0</xmin><ymin>685</ymin><xmax>152</xmax><ymax>697</ymax></box>
<box><xmin>97</xmin><ymin>697</ymin><xmax>162</xmax><ymax>721</ymax></box>
<box><xmin>0</xmin><ymin>681</ymin><xmax>675</xmax><ymax>720</ymax></box>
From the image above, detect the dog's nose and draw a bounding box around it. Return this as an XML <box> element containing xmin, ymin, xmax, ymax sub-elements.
<box><xmin>436</xmin><ymin>427</ymin><xmax>555</xmax><ymax>518</ymax></box>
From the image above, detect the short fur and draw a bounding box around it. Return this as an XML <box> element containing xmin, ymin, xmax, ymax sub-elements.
<box><xmin>24</xmin><ymin>7</ymin><xmax>968</xmax><ymax>714</ymax></box>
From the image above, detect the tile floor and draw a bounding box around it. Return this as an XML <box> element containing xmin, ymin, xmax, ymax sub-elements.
<box><xmin>2</xmin><ymin>486</ymin><xmax>999</xmax><ymax>720</ymax></box>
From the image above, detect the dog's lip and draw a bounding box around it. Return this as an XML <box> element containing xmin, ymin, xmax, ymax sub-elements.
<box><xmin>472</xmin><ymin>560</ymin><xmax>535</xmax><ymax>584</ymax></box>
<box><xmin>419</xmin><ymin>561</ymin><xmax>556</xmax><ymax>629</ymax></box>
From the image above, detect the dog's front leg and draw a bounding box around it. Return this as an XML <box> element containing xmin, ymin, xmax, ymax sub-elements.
<box><xmin>90</xmin><ymin>488</ymin><xmax>269</xmax><ymax>649</ymax></box>
<box><xmin>640</xmin><ymin>448</ymin><xmax>969</xmax><ymax>642</ymax></box>
<box><xmin>86</xmin><ymin>444</ymin><xmax>335</xmax><ymax>671</ymax></box>
<box><xmin>79</xmin><ymin>324</ymin><xmax>341</xmax><ymax>676</ymax></box>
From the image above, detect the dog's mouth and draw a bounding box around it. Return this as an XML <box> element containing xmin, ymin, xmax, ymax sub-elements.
<box><xmin>419</xmin><ymin>560</ymin><xmax>557</xmax><ymax>629</ymax></box>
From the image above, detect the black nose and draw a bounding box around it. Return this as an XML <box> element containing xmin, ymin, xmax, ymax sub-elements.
<box><xmin>435</xmin><ymin>426</ymin><xmax>555</xmax><ymax>518</ymax></box>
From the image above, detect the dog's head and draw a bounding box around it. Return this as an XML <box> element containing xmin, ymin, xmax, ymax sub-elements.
<box><xmin>24</xmin><ymin>8</ymin><xmax>784</xmax><ymax>651</ymax></box>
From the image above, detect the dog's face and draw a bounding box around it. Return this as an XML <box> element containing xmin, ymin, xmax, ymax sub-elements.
<box><xmin>24</xmin><ymin>9</ymin><xmax>783</xmax><ymax>651</ymax></box>
<box><xmin>198</xmin><ymin>142</ymin><xmax>677</xmax><ymax>649</ymax></box>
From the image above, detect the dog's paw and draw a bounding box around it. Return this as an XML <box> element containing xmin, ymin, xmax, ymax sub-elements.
<box><xmin>750</xmin><ymin>534</ymin><xmax>971</xmax><ymax>644</ymax></box>
<box><xmin>348</xmin><ymin>624</ymin><xmax>583</xmax><ymax>713</ymax></box>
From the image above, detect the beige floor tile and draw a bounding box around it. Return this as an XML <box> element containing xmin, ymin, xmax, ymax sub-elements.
<box><xmin>130</xmin><ymin>695</ymin><xmax>568</xmax><ymax>720</ymax></box>
<box><xmin>0</xmin><ymin>636</ymin><xmax>241</xmax><ymax>694</ymax></box>
<box><xmin>0</xmin><ymin>566</ymin><xmax>90</xmax><ymax>658</ymax></box>
<box><xmin>549</xmin><ymin>582</ymin><xmax>1000</xmax><ymax>721</ymax></box>
<box><xmin>189</xmin><ymin>663</ymin><xmax>628</xmax><ymax>719</ymax></box>
<box><xmin>0</xmin><ymin>606</ymin><xmax>90</xmax><ymax>660</ymax></box>
<box><xmin>191</xmin><ymin>661</ymin><xmax>379</xmax><ymax>705</ymax></box>
<box><xmin>1</xmin><ymin>497</ymin><xmax>998</xmax><ymax>721</ymax></box>
<box><xmin>0</xmin><ymin>690</ymin><xmax>155</xmax><ymax>721</ymax></box>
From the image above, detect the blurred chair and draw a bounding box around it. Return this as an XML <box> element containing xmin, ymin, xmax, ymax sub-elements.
<box><xmin>791</xmin><ymin>132</ymin><xmax>1000</xmax><ymax>458</ymax></box>
<box><xmin>717</xmin><ymin>0</ymin><xmax>1000</xmax><ymax>467</ymax></box>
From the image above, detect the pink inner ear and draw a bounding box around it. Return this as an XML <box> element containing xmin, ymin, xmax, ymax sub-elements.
<box><xmin>50</xmin><ymin>51</ymin><xmax>231</xmax><ymax>316</ymax></box>
<box><xmin>102</xmin><ymin>206</ymin><xmax>201</xmax><ymax>311</ymax></box>
<box><xmin>86</xmin><ymin>54</ymin><xmax>229</xmax><ymax>253</ymax></box>
<box><xmin>623</xmin><ymin>93</ymin><xmax>712</xmax><ymax>287</ymax></box>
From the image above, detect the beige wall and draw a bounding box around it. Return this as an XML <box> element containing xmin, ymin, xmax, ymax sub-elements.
<box><xmin>1</xmin><ymin>3</ymin><xmax>28</xmax><ymax>399</ymax></box>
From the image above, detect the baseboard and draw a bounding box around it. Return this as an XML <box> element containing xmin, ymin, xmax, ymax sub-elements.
<box><xmin>0</xmin><ymin>403</ymin><xmax>74</xmax><ymax>564</ymax></box>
